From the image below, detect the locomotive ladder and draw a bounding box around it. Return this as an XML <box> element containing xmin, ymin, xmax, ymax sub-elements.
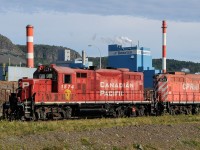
<box><xmin>23</xmin><ymin>89</ymin><xmax>33</xmax><ymax>119</ymax></box>
<box><xmin>24</xmin><ymin>99</ymin><xmax>31</xmax><ymax>118</ymax></box>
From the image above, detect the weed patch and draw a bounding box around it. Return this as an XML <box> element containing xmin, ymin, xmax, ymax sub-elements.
<box><xmin>182</xmin><ymin>140</ymin><xmax>200</xmax><ymax>148</ymax></box>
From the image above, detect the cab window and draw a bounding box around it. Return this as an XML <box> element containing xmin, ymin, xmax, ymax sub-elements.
<box><xmin>64</xmin><ymin>74</ymin><xmax>71</xmax><ymax>84</ymax></box>
<box><xmin>159</xmin><ymin>76</ymin><xmax>167</xmax><ymax>82</ymax></box>
<box><xmin>76</xmin><ymin>73</ymin><xmax>87</xmax><ymax>78</ymax></box>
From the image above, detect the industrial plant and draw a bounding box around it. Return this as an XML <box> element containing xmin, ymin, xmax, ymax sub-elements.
<box><xmin>0</xmin><ymin>21</ymin><xmax>168</xmax><ymax>88</ymax></box>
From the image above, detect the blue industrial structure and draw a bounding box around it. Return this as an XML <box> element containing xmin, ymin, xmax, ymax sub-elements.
<box><xmin>108</xmin><ymin>44</ymin><xmax>160</xmax><ymax>88</ymax></box>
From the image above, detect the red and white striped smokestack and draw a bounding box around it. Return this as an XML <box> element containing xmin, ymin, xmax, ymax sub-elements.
<box><xmin>26</xmin><ymin>25</ymin><xmax>34</xmax><ymax>68</ymax></box>
<box><xmin>162</xmin><ymin>20</ymin><xmax>167</xmax><ymax>73</ymax></box>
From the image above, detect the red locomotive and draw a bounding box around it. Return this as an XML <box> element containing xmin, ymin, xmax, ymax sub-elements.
<box><xmin>154</xmin><ymin>72</ymin><xmax>200</xmax><ymax>115</ymax></box>
<box><xmin>3</xmin><ymin>64</ymin><xmax>152</xmax><ymax>120</ymax></box>
<box><xmin>3</xmin><ymin>64</ymin><xmax>200</xmax><ymax>120</ymax></box>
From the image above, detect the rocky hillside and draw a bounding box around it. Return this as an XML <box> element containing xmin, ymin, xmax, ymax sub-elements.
<box><xmin>0</xmin><ymin>34</ymin><xmax>25</xmax><ymax>65</ymax></box>
<box><xmin>0</xmin><ymin>34</ymin><xmax>24</xmax><ymax>56</ymax></box>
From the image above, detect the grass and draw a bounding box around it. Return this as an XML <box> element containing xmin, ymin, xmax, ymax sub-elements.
<box><xmin>0</xmin><ymin>115</ymin><xmax>200</xmax><ymax>138</ymax></box>
<box><xmin>182</xmin><ymin>140</ymin><xmax>200</xmax><ymax>148</ymax></box>
<box><xmin>80</xmin><ymin>137</ymin><xmax>92</xmax><ymax>146</ymax></box>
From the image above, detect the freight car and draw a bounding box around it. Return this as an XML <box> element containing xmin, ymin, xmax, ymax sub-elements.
<box><xmin>2</xmin><ymin>64</ymin><xmax>153</xmax><ymax>120</ymax></box>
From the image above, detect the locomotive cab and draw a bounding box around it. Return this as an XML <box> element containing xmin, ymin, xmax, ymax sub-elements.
<box><xmin>33</xmin><ymin>64</ymin><xmax>58</xmax><ymax>92</ymax></box>
<box><xmin>154</xmin><ymin>74</ymin><xmax>168</xmax><ymax>102</ymax></box>
<box><xmin>153</xmin><ymin>74</ymin><xmax>168</xmax><ymax>115</ymax></box>
<box><xmin>3</xmin><ymin>64</ymin><xmax>60</xmax><ymax>120</ymax></box>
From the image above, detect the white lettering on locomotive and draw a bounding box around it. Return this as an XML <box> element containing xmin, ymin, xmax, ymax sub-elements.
<box><xmin>61</xmin><ymin>84</ymin><xmax>74</xmax><ymax>90</ymax></box>
<box><xmin>100</xmin><ymin>90</ymin><xmax>124</xmax><ymax>96</ymax></box>
<box><xmin>22</xmin><ymin>82</ymin><xmax>29</xmax><ymax>88</ymax></box>
<box><xmin>100</xmin><ymin>82</ymin><xmax>134</xmax><ymax>88</ymax></box>
<box><xmin>100</xmin><ymin>82</ymin><xmax>133</xmax><ymax>96</ymax></box>
<box><xmin>183</xmin><ymin>83</ymin><xmax>199</xmax><ymax>90</ymax></box>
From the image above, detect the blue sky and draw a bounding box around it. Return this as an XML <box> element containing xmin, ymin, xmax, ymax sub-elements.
<box><xmin>0</xmin><ymin>0</ymin><xmax>200</xmax><ymax>62</ymax></box>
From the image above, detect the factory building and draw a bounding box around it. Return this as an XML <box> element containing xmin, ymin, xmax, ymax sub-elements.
<box><xmin>57</xmin><ymin>49</ymin><xmax>71</xmax><ymax>61</ymax></box>
<box><xmin>56</xmin><ymin>50</ymin><xmax>93</xmax><ymax>68</ymax></box>
<box><xmin>108</xmin><ymin>44</ymin><xmax>154</xmax><ymax>71</ymax></box>
<box><xmin>0</xmin><ymin>65</ymin><xmax>36</xmax><ymax>81</ymax></box>
<box><xmin>108</xmin><ymin>44</ymin><xmax>160</xmax><ymax>88</ymax></box>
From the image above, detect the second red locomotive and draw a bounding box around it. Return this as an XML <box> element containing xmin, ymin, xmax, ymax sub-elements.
<box><xmin>154</xmin><ymin>72</ymin><xmax>200</xmax><ymax>115</ymax></box>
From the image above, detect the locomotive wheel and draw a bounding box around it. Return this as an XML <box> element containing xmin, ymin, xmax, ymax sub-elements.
<box><xmin>36</xmin><ymin>107</ymin><xmax>47</xmax><ymax>120</ymax></box>
<box><xmin>137</xmin><ymin>106</ymin><xmax>145</xmax><ymax>116</ymax></box>
<box><xmin>61</xmin><ymin>106</ymin><xmax>72</xmax><ymax>119</ymax></box>
<box><xmin>32</xmin><ymin>112</ymin><xmax>38</xmax><ymax>121</ymax></box>
<box><xmin>65</xmin><ymin>106</ymin><xmax>72</xmax><ymax>119</ymax></box>
<box><xmin>194</xmin><ymin>106</ymin><xmax>200</xmax><ymax>114</ymax></box>
<box><xmin>169</xmin><ymin>107</ymin><xmax>176</xmax><ymax>115</ymax></box>
<box><xmin>107</xmin><ymin>108</ymin><xmax>117</xmax><ymax>118</ymax></box>
<box><xmin>185</xmin><ymin>106</ymin><xmax>192</xmax><ymax>115</ymax></box>
<box><xmin>116</xmin><ymin>106</ymin><xmax>125</xmax><ymax>118</ymax></box>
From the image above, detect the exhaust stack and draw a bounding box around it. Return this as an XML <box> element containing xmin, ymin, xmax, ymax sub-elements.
<box><xmin>162</xmin><ymin>20</ymin><xmax>167</xmax><ymax>73</ymax></box>
<box><xmin>82</xmin><ymin>50</ymin><xmax>86</xmax><ymax>66</ymax></box>
<box><xmin>26</xmin><ymin>25</ymin><xmax>34</xmax><ymax>68</ymax></box>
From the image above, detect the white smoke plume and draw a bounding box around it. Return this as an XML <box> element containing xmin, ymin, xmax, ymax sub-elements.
<box><xmin>101</xmin><ymin>36</ymin><xmax>133</xmax><ymax>45</ymax></box>
<box><xmin>114</xmin><ymin>36</ymin><xmax>133</xmax><ymax>45</ymax></box>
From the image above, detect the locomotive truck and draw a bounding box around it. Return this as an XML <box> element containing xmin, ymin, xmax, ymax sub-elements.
<box><xmin>2</xmin><ymin>64</ymin><xmax>200</xmax><ymax>120</ymax></box>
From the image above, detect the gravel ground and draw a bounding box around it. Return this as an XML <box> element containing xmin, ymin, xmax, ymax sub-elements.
<box><xmin>0</xmin><ymin>123</ymin><xmax>200</xmax><ymax>150</ymax></box>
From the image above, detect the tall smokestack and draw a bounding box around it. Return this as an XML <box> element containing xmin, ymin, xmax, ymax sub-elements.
<box><xmin>162</xmin><ymin>20</ymin><xmax>167</xmax><ymax>73</ymax></box>
<box><xmin>26</xmin><ymin>25</ymin><xmax>34</xmax><ymax>68</ymax></box>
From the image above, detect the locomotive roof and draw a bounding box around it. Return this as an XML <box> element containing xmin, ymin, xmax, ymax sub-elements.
<box><xmin>52</xmin><ymin>65</ymin><xmax>95</xmax><ymax>74</ymax></box>
<box><xmin>53</xmin><ymin>65</ymin><xmax>76</xmax><ymax>74</ymax></box>
<box><xmin>96</xmin><ymin>69</ymin><xmax>142</xmax><ymax>74</ymax></box>
<box><xmin>52</xmin><ymin>65</ymin><xmax>143</xmax><ymax>75</ymax></box>
<box><xmin>158</xmin><ymin>72</ymin><xmax>200</xmax><ymax>79</ymax></box>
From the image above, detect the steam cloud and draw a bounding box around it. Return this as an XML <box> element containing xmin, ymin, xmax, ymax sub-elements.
<box><xmin>101</xmin><ymin>36</ymin><xmax>133</xmax><ymax>45</ymax></box>
<box><xmin>115</xmin><ymin>36</ymin><xmax>132</xmax><ymax>44</ymax></box>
